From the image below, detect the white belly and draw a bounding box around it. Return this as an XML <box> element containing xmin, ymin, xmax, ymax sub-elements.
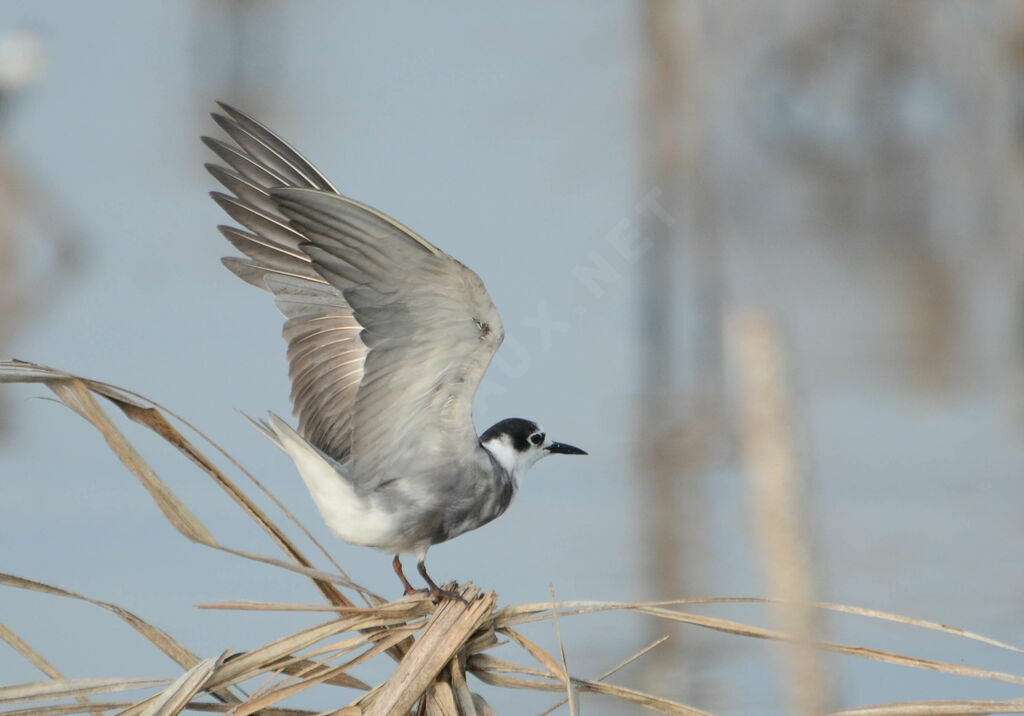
<box><xmin>266</xmin><ymin>415</ymin><xmax>403</xmax><ymax>550</ymax></box>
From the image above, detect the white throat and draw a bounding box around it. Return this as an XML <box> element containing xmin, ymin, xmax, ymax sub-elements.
<box><xmin>481</xmin><ymin>435</ymin><xmax>543</xmax><ymax>479</ymax></box>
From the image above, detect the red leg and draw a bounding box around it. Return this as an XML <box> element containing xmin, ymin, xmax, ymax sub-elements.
<box><xmin>416</xmin><ymin>559</ymin><xmax>467</xmax><ymax>604</ymax></box>
<box><xmin>392</xmin><ymin>555</ymin><xmax>426</xmax><ymax>596</ymax></box>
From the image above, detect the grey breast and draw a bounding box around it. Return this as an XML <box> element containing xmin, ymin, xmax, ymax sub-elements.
<box><xmin>375</xmin><ymin>447</ymin><xmax>517</xmax><ymax>548</ymax></box>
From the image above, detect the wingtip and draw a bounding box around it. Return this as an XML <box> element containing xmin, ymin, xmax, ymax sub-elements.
<box><xmin>220</xmin><ymin>255</ymin><xmax>256</xmax><ymax>273</ymax></box>
<box><xmin>215</xmin><ymin>100</ymin><xmax>247</xmax><ymax>120</ymax></box>
<box><xmin>210</xmin><ymin>112</ymin><xmax>233</xmax><ymax>133</ymax></box>
<box><xmin>214</xmin><ymin>101</ymin><xmax>247</xmax><ymax>122</ymax></box>
<box><xmin>209</xmin><ymin>190</ymin><xmax>239</xmax><ymax>206</ymax></box>
<box><xmin>215</xmin><ymin>225</ymin><xmax>249</xmax><ymax>245</ymax></box>
<box><xmin>200</xmin><ymin>135</ymin><xmax>228</xmax><ymax>153</ymax></box>
<box><xmin>215</xmin><ymin>223</ymin><xmax>242</xmax><ymax>236</ymax></box>
<box><xmin>221</xmin><ymin>255</ymin><xmax>252</xmax><ymax>269</ymax></box>
<box><xmin>220</xmin><ymin>256</ymin><xmax>243</xmax><ymax>272</ymax></box>
<box><xmin>204</xmin><ymin>162</ymin><xmax>228</xmax><ymax>179</ymax></box>
<box><xmin>204</xmin><ymin>162</ymin><xmax>242</xmax><ymax>186</ymax></box>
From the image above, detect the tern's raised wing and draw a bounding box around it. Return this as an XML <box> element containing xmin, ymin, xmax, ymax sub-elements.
<box><xmin>205</xmin><ymin>103</ymin><xmax>367</xmax><ymax>461</ymax></box>
<box><xmin>271</xmin><ymin>188</ymin><xmax>504</xmax><ymax>490</ymax></box>
<box><xmin>207</xmin><ymin>104</ymin><xmax>505</xmax><ymax>485</ymax></box>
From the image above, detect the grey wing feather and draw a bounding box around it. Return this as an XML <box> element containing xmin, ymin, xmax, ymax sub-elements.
<box><xmin>203</xmin><ymin>136</ymin><xmax>291</xmax><ymax>188</ymax></box>
<box><xmin>213</xmin><ymin>102</ymin><xmax>337</xmax><ymax>192</ymax></box>
<box><xmin>267</xmin><ymin>274</ymin><xmax>366</xmax><ymax>458</ymax></box>
<box><xmin>272</xmin><ymin>188</ymin><xmax>504</xmax><ymax>491</ymax></box>
<box><xmin>205</xmin><ymin>164</ymin><xmax>279</xmax><ymax>215</ymax></box>
<box><xmin>205</xmin><ymin>104</ymin><xmax>367</xmax><ymax>461</ymax></box>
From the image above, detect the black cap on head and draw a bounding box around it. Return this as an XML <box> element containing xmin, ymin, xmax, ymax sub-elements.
<box><xmin>481</xmin><ymin>418</ymin><xmax>587</xmax><ymax>456</ymax></box>
<box><xmin>480</xmin><ymin>418</ymin><xmax>540</xmax><ymax>452</ymax></box>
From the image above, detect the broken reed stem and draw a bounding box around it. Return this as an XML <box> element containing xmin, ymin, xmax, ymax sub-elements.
<box><xmin>729</xmin><ymin>310</ymin><xmax>832</xmax><ymax>715</ymax></box>
<box><xmin>359</xmin><ymin>585</ymin><xmax>494</xmax><ymax>715</ymax></box>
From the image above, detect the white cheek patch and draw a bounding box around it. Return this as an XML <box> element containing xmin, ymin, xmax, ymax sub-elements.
<box><xmin>481</xmin><ymin>434</ymin><xmax>547</xmax><ymax>478</ymax></box>
<box><xmin>481</xmin><ymin>435</ymin><xmax>520</xmax><ymax>475</ymax></box>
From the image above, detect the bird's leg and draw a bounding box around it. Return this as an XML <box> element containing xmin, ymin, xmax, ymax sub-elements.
<box><xmin>392</xmin><ymin>555</ymin><xmax>426</xmax><ymax>597</ymax></box>
<box><xmin>417</xmin><ymin>559</ymin><xmax>467</xmax><ymax>604</ymax></box>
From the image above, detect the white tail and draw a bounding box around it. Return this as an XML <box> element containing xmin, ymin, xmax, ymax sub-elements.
<box><xmin>247</xmin><ymin>412</ymin><xmax>400</xmax><ymax>549</ymax></box>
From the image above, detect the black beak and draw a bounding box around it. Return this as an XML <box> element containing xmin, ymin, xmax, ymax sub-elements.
<box><xmin>546</xmin><ymin>441</ymin><xmax>587</xmax><ymax>456</ymax></box>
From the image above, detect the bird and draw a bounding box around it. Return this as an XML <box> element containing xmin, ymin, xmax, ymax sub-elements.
<box><xmin>203</xmin><ymin>103</ymin><xmax>587</xmax><ymax>601</ymax></box>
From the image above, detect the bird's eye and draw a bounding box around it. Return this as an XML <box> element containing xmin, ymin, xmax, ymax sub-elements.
<box><xmin>530</xmin><ymin>433</ymin><xmax>544</xmax><ymax>446</ymax></box>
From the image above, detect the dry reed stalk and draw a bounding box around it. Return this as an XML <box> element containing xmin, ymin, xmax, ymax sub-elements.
<box><xmin>0</xmin><ymin>623</ymin><xmax>103</xmax><ymax>716</ymax></box>
<box><xmin>2</xmin><ymin>360</ymin><xmax>1024</xmax><ymax>714</ymax></box>
<box><xmin>729</xmin><ymin>310</ymin><xmax>831</xmax><ymax>714</ymax></box>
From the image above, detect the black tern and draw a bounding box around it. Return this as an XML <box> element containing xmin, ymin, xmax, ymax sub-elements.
<box><xmin>204</xmin><ymin>104</ymin><xmax>587</xmax><ymax>601</ymax></box>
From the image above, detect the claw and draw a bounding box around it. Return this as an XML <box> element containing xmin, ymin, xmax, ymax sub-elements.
<box><xmin>392</xmin><ymin>555</ymin><xmax>470</xmax><ymax>604</ymax></box>
<box><xmin>428</xmin><ymin>584</ymin><xmax>469</xmax><ymax>605</ymax></box>
<box><xmin>416</xmin><ymin>559</ymin><xmax>469</xmax><ymax>604</ymax></box>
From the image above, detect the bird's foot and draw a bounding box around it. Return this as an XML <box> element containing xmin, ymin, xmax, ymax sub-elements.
<box><xmin>393</xmin><ymin>555</ymin><xmax>430</xmax><ymax>599</ymax></box>
<box><xmin>416</xmin><ymin>560</ymin><xmax>470</xmax><ymax>604</ymax></box>
<box><xmin>428</xmin><ymin>581</ymin><xmax>469</xmax><ymax>605</ymax></box>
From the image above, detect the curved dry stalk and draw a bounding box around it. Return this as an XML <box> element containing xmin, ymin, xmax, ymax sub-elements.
<box><xmin>0</xmin><ymin>573</ymin><xmax>202</xmax><ymax>675</ymax></box>
<box><xmin>497</xmin><ymin>597</ymin><xmax>1024</xmax><ymax>654</ymax></box>
<box><xmin>2</xmin><ymin>361</ymin><xmax>368</xmax><ymax>604</ymax></box>
<box><xmin>0</xmin><ymin>704</ymin><xmax>133</xmax><ymax>716</ymax></box>
<box><xmin>115</xmin><ymin>653</ymin><xmax>226</xmax><ymax>716</ymax></box>
<box><xmin>831</xmin><ymin>698</ymin><xmax>1024</xmax><ymax>715</ymax></box>
<box><xmin>0</xmin><ymin>677</ymin><xmax>169</xmax><ymax>707</ymax></box>
<box><xmin>0</xmin><ymin>621</ymin><xmax>103</xmax><ymax>716</ymax></box>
